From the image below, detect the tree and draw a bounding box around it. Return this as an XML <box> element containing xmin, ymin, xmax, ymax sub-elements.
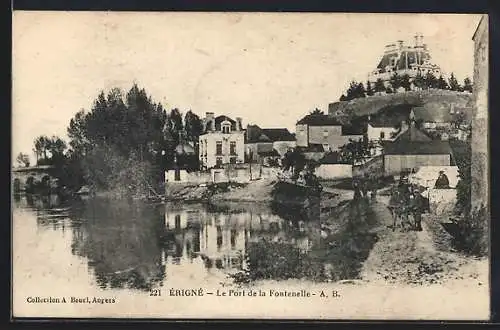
<box><xmin>424</xmin><ymin>71</ymin><xmax>438</xmax><ymax>89</ymax></box>
<box><xmin>437</xmin><ymin>75</ymin><xmax>449</xmax><ymax>90</ymax></box>
<box><xmin>34</xmin><ymin>135</ymin><xmax>50</xmax><ymax>164</ymax></box>
<box><xmin>413</xmin><ymin>71</ymin><xmax>425</xmax><ymax>90</ymax></box>
<box><xmin>281</xmin><ymin>148</ymin><xmax>306</xmax><ymax>179</ymax></box>
<box><xmin>374</xmin><ymin>78</ymin><xmax>385</xmax><ymax>94</ymax></box>
<box><xmin>400</xmin><ymin>74</ymin><xmax>412</xmax><ymax>91</ymax></box>
<box><xmin>366</xmin><ymin>80</ymin><xmax>374</xmax><ymax>96</ymax></box>
<box><xmin>463</xmin><ymin>77</ymin><xmax>473</xmax><ymax>93</ymax></box>
<box><xmin>448</xmin><ymin>72</ymin><xmax>461</xmax><ymax>91</ymax></box>
<box><xmin>339</xmin><ymin>94</ymin><xmax>347</xmax><ymax>101</ymax></box>
<box><xmin>389</xmin><ymin>72</ymin><xmax>402</xmax><ymax>91</ymax></box>
<box><xmin>184</xmin><ymin>110</ymin><xmax>203</xmax><ymax>142</ymax></box>
<box><xmin>356</xmin><ymin>82</ymin><xmax>366</xmax><ymax>98</ymax></box>
<box><xmin>16</xmin><ymin>152</ymin><xmax>30</xmax><ymax>167</ymax></box>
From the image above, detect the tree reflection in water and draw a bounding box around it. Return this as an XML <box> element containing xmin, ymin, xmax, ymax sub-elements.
<box><xmin>70</xmin><ymin>198</ymin><xmax>165</xmax><ymax>291</ymax></box>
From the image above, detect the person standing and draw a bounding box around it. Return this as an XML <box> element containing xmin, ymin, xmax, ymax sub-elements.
<box><xmin>434</xmin><ymin>170</ymin><xmax>450</xmax><ymax>189</ymax></box>
<box><xmin>410</xmin><ymin>189</ymin><xmax>424</xmax><ymax>231</ymax></box>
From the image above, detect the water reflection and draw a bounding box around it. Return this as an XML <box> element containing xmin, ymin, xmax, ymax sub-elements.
<box><xmin>14</xmin><ymin>195</ymin><xmax>373</xmax><ymax>293</ymax></box>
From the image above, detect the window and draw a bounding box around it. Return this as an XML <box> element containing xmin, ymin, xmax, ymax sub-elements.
<box><xmin>323</xmin><ymin>130</ymin><xmax>329</xmax><ymax>138</ymax></box>
<box><xmin>222</xmin><ymin>122</ymin><xmax>231</xmax><ymax>134</ymax></box>
<box><xmin>230</xmin><ymin>157</ymin><xmax>236</xmax><ymax>164</ymax></box>
<box><xmin>216</xmin><ymin>157</ymin><xmax>223</xmax><ymax>168</ymax></box>
<box><xmin>216</xmin><ymin>141</ymin><xmax>222</xmax><ymax>155</ymax></box>
<box><xmin>230</xmin><ymin>141</ymin><xmax>236</xmax><ymax>155</ymax></box>
<box><xmin>380</xmin><ymin>131</ymin><xmax>385</xmax><ymax>139</ymax></box>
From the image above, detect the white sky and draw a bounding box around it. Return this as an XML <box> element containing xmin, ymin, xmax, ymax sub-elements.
<box><xmin>12</xmin><ymin>12</ymin><xmax>481</xmax><ymax>163</ymax></box>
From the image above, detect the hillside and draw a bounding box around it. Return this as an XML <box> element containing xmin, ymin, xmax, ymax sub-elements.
<box><xmin>328</xmin><ymin>89</ymin><xmax>474</xmax><ymax>122</ymax></box>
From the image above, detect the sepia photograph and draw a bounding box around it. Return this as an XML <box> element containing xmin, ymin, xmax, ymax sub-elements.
<box><xmin>11</xmin><ymin>12</ymin><xmax>489</xmax><ymax>320</ymax></box>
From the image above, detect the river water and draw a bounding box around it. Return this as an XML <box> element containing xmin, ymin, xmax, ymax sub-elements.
<box><xmin>13</xmin><ymin>194</ymin><xmax>364</xmax><ymax>295</ymax></box>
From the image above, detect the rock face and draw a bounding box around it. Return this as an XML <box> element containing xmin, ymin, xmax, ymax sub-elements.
<box><xmin>328</xmin><ymin>89</ymin><xmax>473</xmax><ymax>121</ymax></box>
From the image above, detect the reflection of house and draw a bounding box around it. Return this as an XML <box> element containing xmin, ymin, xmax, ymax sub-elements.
<box><xmin>295</xmin><ymin>112</ymin><xmax>364</xmax><ymax>152</ymax></box>
<box><xmin>245</xmin><ymin>125</ymin><xmax>296</xmax><ymax>164</ymax></box>
<box><xmin>199</xmin><ymin>112</ymin><xmax>245</xmax><ymax>169</ymax></box>
<box><xmin>383</xmin><ymin>120</ymin><xmax>453</xmax><ymax>176</ymax></box>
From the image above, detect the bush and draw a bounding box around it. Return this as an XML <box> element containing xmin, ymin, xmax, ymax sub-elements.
<box><xmin>451</xmin><ymin>205</ymin><xmax>488</xmax><ymax>256</ymax></box>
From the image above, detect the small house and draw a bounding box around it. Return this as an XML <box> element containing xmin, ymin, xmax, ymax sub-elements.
<box><xmin>383</xmin><ymin>120</ymin><xmax>453</xmax><ymax>176</ymax></box>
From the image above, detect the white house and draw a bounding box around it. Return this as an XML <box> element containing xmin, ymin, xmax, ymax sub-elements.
<box><xmin>199</xmin><ymin>113</ymin><xmax>245</xmax><ymax>169</ymax></box>
<box><xmin>366</xmin><ymin>115</ymin><xmax>400</xmax><ymax>142</ymax></box>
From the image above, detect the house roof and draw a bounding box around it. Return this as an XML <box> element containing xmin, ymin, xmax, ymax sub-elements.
<box><xmin>214</xmin><ymin>115</ymin><xmax>237</xmax><ymax>131</ymax></box>
<box><xmin>296</xmin><ymin>113</ymin><xmax>343</xmax><ymax>126</ymax></box>
<box><xmin>384</xmin><ymin>140</ymin><xmax>453</xmax><ymax>155</ymax></box>
<box><xmin>394</xmin><ymin>123</ymin><xmax>432</xmax><ymax>142</ymax></box>
<box><xmin>261</xmin><ymin>128</ymin><xmax>295</xmax><ymax>142</ymax></box>
<box><xmin>384</xmin><ymin>123</ymin><xmax>452</xmax><ymax>155</ymax></box>
<box><xmin>246</xmin><ymin>126</ymin><xmax>295</xmax><ymax>143</ymax></box>
<box><xmin>320</xmin><ymin>152</ymin><xmax>350</xmax><ymax>164</ymax></box>
<box><xmin>296</xmin><ymin>144</ymin><xmax>325</xmax><ymax>153</ymax></box>
<box><xmin>412</xmin><ymin>105</ymin><xmax>453</xmax><ymax>123</ymax></box>
<box><xmin>175</xmin><ymin>142</ymin><xmax>195</xmax><ymax>155</ymax></box>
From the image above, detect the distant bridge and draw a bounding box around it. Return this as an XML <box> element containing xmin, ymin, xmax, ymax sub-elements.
<box><xmin>11</xmin><ymin>165</ymin><xmax>59</xmax><ymax>193</ymax></box>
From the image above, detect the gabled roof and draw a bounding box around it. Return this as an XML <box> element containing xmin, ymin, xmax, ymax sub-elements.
<box><xmin>394</xmin><ymin>123</ymin><xmax>432</xmax><ymax>142</ymax></box>
<box><xmin>297</xmin><ymin>113</ymin><xmax>343</xmax><ymax>126</ymax></box>
<box><xmin>383</xmin><ymin>123</ymin><xmax>452</xmax><ymax>156</ymax></box>
<box><xmin>261</xmin><ymin>128</ymin><xmax>296</xmax><ymax>142</ymax></box>
<box><xmin>246</xmin><ymin>126</ymin><xmax>295</xmax><ymax>143</ymax></box>
<box><xmin>384</xmin><ymin>140</ymin><xmax>452</xmax><ymax>155</ymax></box>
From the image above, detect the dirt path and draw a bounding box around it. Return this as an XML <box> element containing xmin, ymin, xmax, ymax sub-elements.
<box><xmin>361</xmin><ymin>198</ymin><xmax>487</xmax><ymax>286</ymax></box>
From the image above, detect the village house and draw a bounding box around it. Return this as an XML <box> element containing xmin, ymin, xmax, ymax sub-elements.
<box><xmin>382</xmin><ymin>118</ymin><xmax>453</xmax><ymax>176</ymax></box>
<box><xmin>295</xmin><ymin>112</ymin><xmax>364</xmax><ymax>152</ymax></box>
<box><xmin>198</xmin><ymin>112</ymin><xmax>245</xmax><ymax>169</ymax></box>
<box><xmin>245</xmin><ymin>125</ymin><xmax>296</xmax><ymax>165</ymax></box>
<box><xmin>366</xmin><ymin>114</ymin><xmax>401</xmax><ymax>142</ymax></box>
<box><xmin>411</xmin><ymin>106</ymin><xmax>453</xmax><ymax>130</ymax></box>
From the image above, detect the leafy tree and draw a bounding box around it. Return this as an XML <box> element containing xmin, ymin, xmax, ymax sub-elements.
<box><xmin>16</xmin><ymin>152</ymin><xmax>30</xmax><ymax>167</ymax></box>
<box><xmin>33</xmin><ymin>135</ymin><xmax>50</xmax><ymax>164</ymax></box>
<box><xmin>400</xmin><ymin>74</ymin><xmax>411</xmax><ymax>91</ymax></box>
<box><xmin>365</xmin><ymin>81</ymin><xmax>374</xmax><ymax>96</ymax></box>
<box><xmin>356</xmin><ymin>82</ymin><xmax>366</xmax><ymax>98</ymax></box>
<box><xmin>463</xmin><ymin>77</ymin><xmax>473</xmax><ymax>93</ymax></box>
<box><xmin>413</xmin><ymin>71</ymin><xmax>425</xmax><ymax>90</ymax></box>
<box><xmin>424</xmin><ymin>71</ymin><xmax>438</xmax><ymax>89</ymax></box>
<box><xmin>374</xmin><ymin>78</ymin><xmax>385</xmax><ymax>94</ymax></box>
<box><xmin>448</xmin><ymin>72</ymin><xmax>461</xmax><ymax>91</ymax></box>
<box><xmin>281</xmin><ymin>148</ymin><xmax>306</xmax><ymax>179</ymax></box>
<box><xmin>389</xmin><ymin>72</ymin><xmax>402</xmax><ymax>91</ymax></box>
<box><xmin>184</xmin><ymin>110</ymin><xmax>203</xmax><ymax>142</ymax></box>
<box><xmin>385</xmin><ymin>86</ymin><xmax>393</xmax><ymax>94</ymax></box>
<box><xmin>437</xmin><ymin>75</ymin><xmax>449</xmax><ymax>90</ymax></box>
<box><xmin>339</xmin><ymin>94</ymin><xmax>347</xmax><ymax>101</ymax></box>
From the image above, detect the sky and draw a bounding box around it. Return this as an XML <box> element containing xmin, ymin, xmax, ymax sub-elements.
<box><xmin>12</xmin><ymin>12</ymin><xmax>481</xmax><ymax>163</ymax></box>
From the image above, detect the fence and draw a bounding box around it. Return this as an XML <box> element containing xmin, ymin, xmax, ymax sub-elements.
<box><xmin>166</xmin><ymin>164</ymin><xmax>280</xmax><ymax>185</ymax></box>
<box><xmin>315</xmin><ymin>164</ymin><xmax>352</xmax><ymax>180</ymax></box>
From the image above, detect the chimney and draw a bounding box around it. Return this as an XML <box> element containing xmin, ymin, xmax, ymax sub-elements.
<box><xmin>206</xmin><ymin>112</ymin><xmax>215</xmax><ymax>131</ymax></box>
<box><xmin>236</xmin><ymin>117</ymin><xmax>243</xmax><ymax>131</ymax></box>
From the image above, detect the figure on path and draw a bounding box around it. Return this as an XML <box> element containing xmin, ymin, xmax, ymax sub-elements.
<box><xmin>434</xmin><ymin>170</ymin><xmax>450</xmax><ymax>189</ymax></box>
